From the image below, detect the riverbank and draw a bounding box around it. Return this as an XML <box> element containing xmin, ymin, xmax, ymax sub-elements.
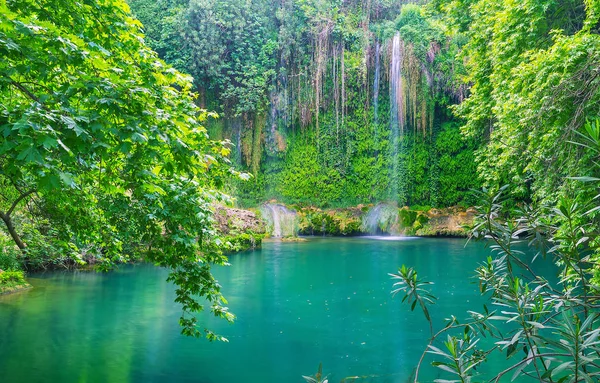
<box><xmin>247</xmin><ymin>203</ymin><xmax>476</xmax><ymax>238</ymax></box>
<box><xmin>0</xmin><ymin>204</ymin><xmax>474</xmax><ymax>296</ymax></box>
<box><xmin>0</xmin><ymin>270</ymin><xmax>31</xmax><ymax>295</ymax></box>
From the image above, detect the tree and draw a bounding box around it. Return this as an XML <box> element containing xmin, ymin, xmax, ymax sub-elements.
<box><xmin>127</xmin><ymin>0</ymin><xmax>191</xmax><ymax>72</ymax></box>
<box><xmin>0</xmin><ymin>0</ymin><xmax>241</xmax><ymax>339</ymax></box>
<box><xmin>447</xmin><ymin>0</ymin><xmax>600</xmax><ymax>202</ymax></box>
<box><xmin>181</xmin><ymin>0</ymin><xmax>278</xmax><ymax>115</ymax></box>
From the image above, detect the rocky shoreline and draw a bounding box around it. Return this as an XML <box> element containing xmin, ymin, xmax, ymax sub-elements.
<box><xmin>216</xmin><ymin>203</ymin><xmax>476</xmax><ymax>253</ymax></box>
<box><xmin>213</xmin><ymin>205</ymin><xmax>267</xmax><ymax>252</ymax></box>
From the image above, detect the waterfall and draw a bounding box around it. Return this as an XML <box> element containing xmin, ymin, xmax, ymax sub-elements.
<box><xmin>373</xmin><ymin>40</ymin><xmax>381</xmax><ymax>149</ymax></box>
<box><xmin>265</xmin><ymin>73</ymin><xmax>289</xmax><ymax>156</ymax></box>
<box><xmin>260</xmin><ymin>204</ymin><xmax>298</xmax><ymax>238</ymax></box>
<box><xmin>266</xmin><ymin>91</ymin><xmax>279</xmax><ymax>155</ymax></box>
<box><xmin>361</xmin><ymin>203</ymin><xmax>399</xmax><ymax>235</ymax></box>
<box><xmin>231</xmin><ymin>117</ymin><xmax>242</xmax><ymax>164</ymax></box>
<box><xmin>389</xmin><ymin>32</ymin><xmax>407</xmax><ymax>204</ymax></box>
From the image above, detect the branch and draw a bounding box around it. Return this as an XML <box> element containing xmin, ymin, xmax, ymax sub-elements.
<box><xmin>413</xmin><ymin>315</ymin><xmax>497</xmax><ymax>383</ymax></box>
<box><xmin>6</xmin><ymin>189</ymin><xmax>36</xmax><ymax>217</ymax></box>
<box><xmin>5</xmin><ymin>76</ymin><xmax>43</xmax><ymax>105</ymax></box>
<box><xmin>492</xmin><ymin>353</ymin><xmax>571</xmax><ymax>383</ymax></box>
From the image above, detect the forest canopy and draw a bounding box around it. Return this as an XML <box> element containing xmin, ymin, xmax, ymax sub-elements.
<box><xmin>128</xmin><ymin>0</ymin><xmax>600</xmax><ymax>209</ymax></box>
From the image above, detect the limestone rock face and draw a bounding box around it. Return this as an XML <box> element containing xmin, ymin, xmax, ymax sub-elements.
<box><xmin>214</xmin><ymin>206</ymin><xmax>266</xmax><ymax>235</ymax></box>
<box><xmin>418</xmin><ymin>207</ymin><xmax>475</xmax><ymax>237</ymax></box>
<box><xmin>213</xmin><ymin>205</ymin><xmax>267</xmax><ymax>253</ymax></box>
<box><xmin>217</xmin><ymin>204</ymin><xmax>476</xmax><ymax>239</ymax></box>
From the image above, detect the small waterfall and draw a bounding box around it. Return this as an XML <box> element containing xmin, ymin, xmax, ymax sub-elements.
<box><xmin>265</xmin><ymin>89</ymin><xmax>288</xmax><ymax>155</ymax></box>
<box><xmin>265</xmin><ymin>68</ymin><xmax>290</xmax><ymax>156</ymax></box>
<box><xmin>260</xmin><ymin>204</ymin><xmax>298</xmax><ymax>238</ymax></box>
<box><xmin>361</xmin><ymin>203</ymin><xmax>400</xmax><ymax>235</ymax></box>
<box><xmin>389</xmin><ymin>32</ymin><xmax>407</xmax><ymax>204</ymax></box>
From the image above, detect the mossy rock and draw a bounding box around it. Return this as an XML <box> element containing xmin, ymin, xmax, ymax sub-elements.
<box><xmin>0</xmin><ymin>283</ymin><xmax>32</xmax><ymax>295</ymax></box>
<box><xmin>399</xmin><ymin>209</ymin><xmax>418</xmax><ymax>228</ymax></box>
<box><xmin>297</xmin><ymin>208</ymin><xmax>364</xmax><ymax>236</ymax></box>
<box><xmin>339</xmin><ymin>217</ymin><xmax>362</xmax><ymax>235</ymax></box>
<box><xmin>416</xmin><ymin>213</ymin><xmax>429</xmax><ymax>224</ymax></box>
<box><xmin>281</xmin><ymin>237</ymin><xmax>308</xmax><ymax>242</ymax></box>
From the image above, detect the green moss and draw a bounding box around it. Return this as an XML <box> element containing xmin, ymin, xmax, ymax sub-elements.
<box><xmin>399</xmin><ymin>209</ymin><xmax>418</xmax><ymax>228</ymax></box>
<box><xmin>297</xmin><ymin>208</ymin><xmax>362</xmax><ymax>236</ymax></box>
<box><xmin>222</xmin><ymin>233</ymin><xmax>266</xmax><ymax>253</ymax></box>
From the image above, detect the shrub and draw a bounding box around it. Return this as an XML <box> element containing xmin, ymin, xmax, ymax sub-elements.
<box><xmin>0</xmin><ymin>270</ymin><xmax>26</xmax><ymax>286</ymax></box>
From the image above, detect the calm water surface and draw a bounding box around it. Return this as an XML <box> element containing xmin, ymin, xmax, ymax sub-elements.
<box><xmin>0</xmin><ymin>237</ymin><xmax>549</xmax><ymax>382</ymax></box>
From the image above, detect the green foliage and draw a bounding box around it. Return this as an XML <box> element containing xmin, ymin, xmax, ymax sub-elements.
<box><xmin>397</xmin><ymin>181</ymin><xmax>600</xmax><ymax>382</ymax></box>
<box><xmin>302</xmin><ymin>363</ymin><xmax>329</xmax><ymax>383</ymax></box>
<box><xmin>450</xmin><ymin>0</ymin><xmax>600</xmax><ymax>203</ymax></box>
<box><xmin>182</xmin><ymin>0</ymin><xmax>277</xmax><ymax>115</ymax></box>
<box><xmin>398</xmin><ymin>209</ymin><xmax>417</xmax><ymax>228</ymax></box>
<box><xmin>0</xmin><ymin>232</ymin><xmax>21</xmax><ymax>270</ymax></box>
<box><xmin>390</xmin><ymin>265</ymin><xmax>437</xmax><ymax>323</ymax></box>
<box><xmin>0</xmin><ymin>269</ymin><xmax>29</xmax><ymax>294</ymax></box>
<box><xmin>130</xmin><ymin>0</ymin><xmax>480</xmax><ymax>208</ymax></box>
<box><xmin>434</xmin><ymin>122</ymin><xmax>479</xmax><ymax>207</ymax></box>
<box><xmin>222</xmin><ymin>233</ymin><xmax>265</xmax><ymax>253</ymax></box>
<box><xmin>297</xmin><ymin>207</ymin><xmax>362</xmax><ymax>236</ymax></box>
<box><xmin>1</xmin><ymin>0</ymin><xmax>240</xmax><ymax>338</ymax></box>
<box><xmin>277</xmin><ymin>139</ymin><xmax>345</xmax><ymax>206</ymax></box>
<box><xmin>128</xmin><ymin>0</ymin><xmax>190</xmax><ymax>71</ymax></box>
<box><xmin>0</xmin><ymin>270</ymin><xmax>26</xmax><ymax>286</ymax></box>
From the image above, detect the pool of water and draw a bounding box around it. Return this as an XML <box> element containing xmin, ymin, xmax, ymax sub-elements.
<box><xmin>0</xmin><ymin>237</ymin><xmax>549</xmax><ymax>382</ymax></box>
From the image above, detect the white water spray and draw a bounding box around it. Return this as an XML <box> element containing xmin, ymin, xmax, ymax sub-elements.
<box><xmin>389</xmin><ymin>32</ymin><xmax>407</xmax><ymax>204</ymax></box>
<box><xmin>260</xmin><ymin>204</ymin><xmax>298</xmax><ymax>238</ymax></box>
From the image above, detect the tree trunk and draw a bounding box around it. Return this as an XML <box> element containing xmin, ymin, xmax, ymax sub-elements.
<box><xmin>0</xmin><ymin>212</ymin><xmax>26</xmax><ymax>250</ymax></box>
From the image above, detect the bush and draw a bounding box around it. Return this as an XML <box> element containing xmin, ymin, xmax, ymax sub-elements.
<box><xmin>0</xmin><ymin>232</ymin><xmax>22</xmax><ymax>271</ymax></box>
<box><xmin>222</xmin><ymin>233</ymin><xmax>265</xmax><ymax>253</ymax></box>
<box><xmin>0</xmin><ymin>270</ymin><xmax>26</xmax><ymax>286</ymax></box>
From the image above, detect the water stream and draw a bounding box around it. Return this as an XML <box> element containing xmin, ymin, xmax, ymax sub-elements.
<box><xmin>373</xmin><ymin>40</ymin><xmax>381</xmax><ymax>144</ymax></box>
<box><xmin>389</xmin><ymin>32</ymin><xmax>407</xmax><ymax>205</ymax></box>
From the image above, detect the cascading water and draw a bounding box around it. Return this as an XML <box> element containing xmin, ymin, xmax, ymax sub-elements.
<box><xmin>265</xmin><ymin>72</ymin><xmax>289</xmax><ymax>156</ymax></box>
<box><xmin>361</xmin><ymin>203</ymin><xmax>400</xmax><ymax>235</ymax></box>
<box><xmin>229</xmin><ymin>117</ymin><xmax>242</xmax><ymax>164</ymax></box>
<box><xmin>389</xmin><ymin>32</ymin><xmax>407</xmax><ymax>205</ymax></box>
<box><xmin>259</xmin><ymin>204</ymin><xmax>298</xmax><ymax>238</ymax></box>
<box><xmin>266</xmin><ymin>91</ymin><xmax>280</xmax><ymax>155</ymax></box>
<box><xmin>373</xmin><ymin>41</ymin><xmax>381</xmax><ymax>136</ymax></box>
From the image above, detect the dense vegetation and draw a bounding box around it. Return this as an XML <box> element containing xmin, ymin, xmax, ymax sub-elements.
<box><xmin>0</xmin><ymin>0</ymin><xmax>240</xmax><ymax>338</ymax></box>
<box><xmin>129</xmin><ymin>0</ymin><xmax>480</xmax><ymax>208</ymax></box>
<box><xmin>3</xmin><ymin>0</ymin><xmax>600</xmax><ymax>380</ymax></box>
<box><xmin>130</xmin><ymin>0</ymin><xmax>600</xmax><ymax>381</ymax></box>
<box><xmin>129</xmin><ymin>0</ymin><xmax>600</xmax><ymax>209</ymax></box>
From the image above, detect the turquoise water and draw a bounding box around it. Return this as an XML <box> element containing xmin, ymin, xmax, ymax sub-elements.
<box><xmin>0</xmin><ymin>237</ymin><xmax>549</xmax><ymax>382</ymax></box>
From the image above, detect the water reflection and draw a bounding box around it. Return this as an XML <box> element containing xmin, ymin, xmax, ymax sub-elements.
<box><xmin>0</xmin><ymin>238</ymin><xmax>548</xmax><ymax>382</ymax></box>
